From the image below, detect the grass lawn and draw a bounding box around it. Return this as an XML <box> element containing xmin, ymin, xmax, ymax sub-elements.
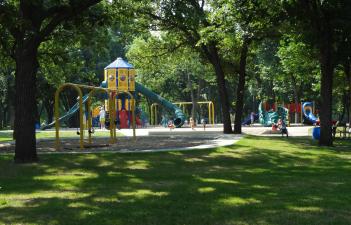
<box><xmin>0</xmin><ymin>130</ymin><xmax>122</xmax><ymax>142</ymax></box>
<box><xmin>1</xmin><ymin>136</ymin><xmax>351</xmax><ymax>225</ymax></box>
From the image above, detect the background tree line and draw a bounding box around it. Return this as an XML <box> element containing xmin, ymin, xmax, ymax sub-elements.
<box><xmin>0</xmin><ymin>0</ymin><xmax>350</xmax><ymax>162</ymax></box>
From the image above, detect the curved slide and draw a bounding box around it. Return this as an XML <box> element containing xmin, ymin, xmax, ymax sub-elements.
<box><xmin>41</xmin><ymin>94</ymin><xmax>90</xmax><ymax>130</ymax></box>
<box><xmin>302</xmin><ymin>102</ymin><xmax>318</xmax><ymax>124</ymax></box>
<box><xmin>135</xmin><ymin>82</ymin><xmax>185</xmax><ymax>127</ymax></box>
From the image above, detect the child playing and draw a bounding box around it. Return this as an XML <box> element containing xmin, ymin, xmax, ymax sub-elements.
<box><xmin>190</xmin><ymin>117</ymin><xmax>195</xmax><ymax>130</ymax></box>
<box><xmin>278</xmin><ymin>119</ymin><xmax>288</xmax><ymax>137</ymax></box>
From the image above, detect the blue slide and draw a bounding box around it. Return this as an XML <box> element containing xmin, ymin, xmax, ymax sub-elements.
<box><xmin>41</xmin><ymin>94</ymin><xmax>90</xmax><ymax>130</ymax></box>
<box><xmin>302</xmin><ymin>102</ymin><xmax>318</xmax><ymax>124</ymax></box>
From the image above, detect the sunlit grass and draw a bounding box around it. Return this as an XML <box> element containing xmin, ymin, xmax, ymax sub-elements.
<box><xmin>0</xmin><ymin>136</ymin><xmax>351</xmax><ymax>224</ymax></box>
<box><xmin>0</xmin><ymin>130</ymin><xmax>123</xmax><ymax>142</ymax></box>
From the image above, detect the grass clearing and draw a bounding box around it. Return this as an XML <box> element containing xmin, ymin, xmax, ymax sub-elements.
<box><xmin>0</xmin><ymin>136</ymin><xmax>351</xmax><ymax>224</ymax></box>
<box><xmin>0</xmin><ymin>130</ymin><xmax>123</xmax><ymax>142</ymax></box>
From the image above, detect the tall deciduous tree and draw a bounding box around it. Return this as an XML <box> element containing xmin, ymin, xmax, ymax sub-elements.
<box><xmin>0</xmin><ymin>0</ymin><xmax>104</xmax><ymax>163</ymax></box>
<box><xmin>283</xmin><ymin>0</ymin><xmax>351</xmax><ymax>146</ymax></box>
<box><xmin>212</xmin><ymin>0</ymin><xmax>281</xmax><ymax>133</ymax></box>
<box><xmin>129</xmin><ymin>0</ymin><xmax>233</xmax><ymax>133</ymax></box>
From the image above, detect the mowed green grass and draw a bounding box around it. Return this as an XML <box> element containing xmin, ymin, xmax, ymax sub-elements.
<box><xmin>1</xmin><ymin>136</ymin><xmax>351</xmax><ymax>225</ymax></box>
<box><xmin>0</xmin><ymin>130</ymin><xmax>122</xmax><ymax>142</ymax></box>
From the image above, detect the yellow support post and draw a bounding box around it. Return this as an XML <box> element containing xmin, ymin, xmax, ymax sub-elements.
<box><xmin>112</xmin><ymin>94</ymin><xmax>117</xmax><ymax>142</ymax></box>
<box><xmin>131</xmin><ymin>97</ymin><xmax>136</xmax><ymax>140</ymax></box>
<box><xmin>155</xmin><ymin>104</ymin><xmax>158</xmax><ymax>126</ymax></box>
<box><xmin>150</xmin><ymin>103</ymin><xmax>158</xmax><ymax>126</ymax></box>
<box><xmin>87</xmin><ymin>88</ymin><xmax>111</xmax><ymax>144</ymax></box>
<box><xmin>150</xmin><ymin>104</ymin><xmax>154</xmax><ymax>125</ymax></box>
<box><xmin>109</xmin><ymin>93</ymin><xmax>115</xmax><ymax>144</ymax></box>
<box><xmin>211</xmin><ymin>102</ymin><xmax>215</xmax><ymax>124</ymax></box>
<box><xmin>87</xmin><ymin>97</ymin><xmax>92</xmax><ymax>145</ymax></box>
<box><xmin>55</xmin><ymin>83</ymin><xmax>84</xmax><ymax>150</ymax></box>
<box><xmin>208</xmin><ymin>102</ymin><xmax>211</xmax><ymax>124</ymax></box>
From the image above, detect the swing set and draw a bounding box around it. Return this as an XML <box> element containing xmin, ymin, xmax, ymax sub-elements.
<box><xmin>54</xmin><ymin>83</ymin><xmax>136</xmax><ymax>150</ymax></box>
<box><xmin>150</xmin><ymin>101</ymin><xmax>215</xmax><ymax>125</ymax></box>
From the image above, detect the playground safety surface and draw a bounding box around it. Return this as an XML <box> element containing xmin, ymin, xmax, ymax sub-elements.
<box><xmin>0</xmin><ymin>125</ymin><xmax>311</xmax><ymax>153</ymax></box>
<box><xmin>0</xmin><ymin>134</ymin><xmax>239</xmax><ymax>153</ymax></box>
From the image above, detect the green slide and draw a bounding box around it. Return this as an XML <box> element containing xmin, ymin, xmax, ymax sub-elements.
<box><xmin>42</xmin><ymin>82</ymin><xmax>186</xmax><ymax>129</ymax></box>
<box><xmin>41</xmin><ymin>94</ymin><xmax>90</xmax><ymax>130</ymax></box>
<box><xmin>135</xmin><ymin>82</ymin><xmax>185</xmax><ymax>127</ymax></box>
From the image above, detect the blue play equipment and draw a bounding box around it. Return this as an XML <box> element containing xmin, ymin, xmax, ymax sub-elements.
<box><xmin>258</xmin><ymin>102</ymin><xmax>289</xmax><ymax>127</ymax></box>
<box><xmin>242</xmin><ymin>113</ymin><xmax>259</xmax><ymax>125</ymax></box>
<box><xmin>312</xmin><ymin>126</ymin><xmax>320</xmax><ymax>140</ymax></box>
<box><xmin>302</xmin><ymin>102</ymin><xmax>318</xmax><ymax>125</ymax></box>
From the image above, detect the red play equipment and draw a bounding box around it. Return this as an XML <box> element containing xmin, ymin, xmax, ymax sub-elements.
<box><xmin>136</xmin><ymin>116</ymin><xmax>142</xmax><ymax>127</ymax></box>
<box><xmin>119</xmin><ymin>109</ymin><xmax>129</xmax><ymax>128</ymax></box>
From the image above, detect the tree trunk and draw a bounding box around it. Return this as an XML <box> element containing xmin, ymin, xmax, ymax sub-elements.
<box><xmin>345</xmin><ymin>61</ymin><xmax>351</xmax><ymax>125</ymax></box>
<box><xmin>188</xmin><ymin>74</ymin><xmax>197</xmax><ymax>123</ymax></box>
<box><xmin>291</xmin><ymin>74</ymin><xmax>300</xmax><ymax>123</ymax></box>
<box><xmin>318</xmin><ymin>35</ymin><xmax>334</xmax><ymax>146</ymax></box>
<box><xmin>208</xmin><ymin>44</ymin><xmax>232</xmax><ymax>133</ymax></box>
<box><xmin>45</xmin><ymin>102</ymin><xmax>54</xmax><ymax>124</ymax></box>
<box><xmin>196</xmin><ymin>78</ymin><xmax>203</xmax><ymax>122</ymax></box>
<box><xmin>0</xmin><ymin>105</ymin><xmax>3</xmax><ymax>129</ymax></box>
<box><xmin>67</xmin><ymin>90</ymin><xmax>80</xmax><ymax>127</ymax></box>
<box><xmin>14</xmin><ymin>43</ymin><xmax>39</xmax><ymax>163</ymax></box>
<box><xmin>234</xmin><ymin>38</ymin><xmax>250</xmax><ymax>134</ymax></box>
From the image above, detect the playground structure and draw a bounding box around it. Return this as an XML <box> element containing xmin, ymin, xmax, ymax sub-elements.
<box><xmin>150</xmin><ymin>101</ymin><xmax>215</xmax><ymax>126</ymax></box>
<box><xmin>301</xmin><ymin>102</ymin><xmax>319</xmax><ymax>124</ymax></box>
<box><xmin>242</xmin><ymin>113</ymin><xmax>259</xmax><ymax>125</ymax></box>
<box><xmin>258</xmin><ymin>102</ymin><xmax>289</xmax><ymax>127</ymax></box>
<box><xmin>54</xmin><ymin>83</ymin><xmax>136</xmax><ymax>150</ymax></box>
<box><xmin>45</xmin><ymin>57</ymin><xmax>188</xmax><ymax>149</ymax></box>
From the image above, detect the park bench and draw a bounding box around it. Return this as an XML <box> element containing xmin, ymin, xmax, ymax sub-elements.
<box><xmin>338</xmin><ymin>123</ymin><xmax>351</xmax><ymax>139</ymax></box>
<box><xmin>332</xmin><ymin>122</ymin><xmax>350</xmax><ymax>139</ymax></box>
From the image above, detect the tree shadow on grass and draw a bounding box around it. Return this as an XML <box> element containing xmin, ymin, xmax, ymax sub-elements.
<box><xmin>1</xmin><ymin>137</ymin><xmax>351</xmax><ymax>224</ymax></box>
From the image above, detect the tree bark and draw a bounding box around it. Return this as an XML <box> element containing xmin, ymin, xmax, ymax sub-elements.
<box><xmin>0</xmin><ymin>105</ymin><xmax>3</xmax><ymax>129</ymax></box>
<box><xmin>234</xmin><ymin>38</ymin><xmax>250</xmax><ymax>134</ymax></box>
<box><xmin>344</xmin><ymin>61</ymin><xmax>351</xmax><ymax>125</ymax></box>
<box><xmin>14</xmin><ymin>42</ymin><xmax>39</xmax><ymax>163</ymax></box>
<box><xmin>318</xmin><ymin>34</ymin><xmax>334</xmax><ymax>146</ymax></box>
<box><xmin>188</xmin><ymin>73</ymin><xmax>197</xmax><ymax>123</ymax></box>
<box><xmin>291</xmin><ymin>74</ymin><xmax>300</xmax><ymax>123</ymax></box>
<box><xmin>44</xmin><ymin>101</ymin><xmax>54</xmax><ymax>124</ymax></box>
<box><xmin>207</xmin><ymin>43</ymin><xmax>232</xmax><ymax>133</ymax></box>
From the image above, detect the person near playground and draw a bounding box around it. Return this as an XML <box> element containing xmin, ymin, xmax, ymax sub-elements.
<box><xmin>190</xmin><ymin>117</ymin><xmax>196</xmax><ymax>130</ymax></box>
<box><xmin>250</xmin><ymin>112</ymin><xmax>255</xmax><ymax>126</ymax></box>
<box><xmin>99</xmin><ymin>106</ymin><xmax>106</xmax><ymax>130</ymax></box>
<box><xmin>168</xmin><ymin>119</ymin><xmax>175</xmax><ymax>130</ymax></box>
<box><xmin>272</xmin><ymin>122</ymin><xmax>278</xmax><ymax>131</ymax></box>
<box><xmin>201</xmin><ymin>118</ymin><xmax>206</xmax><ymax>130</ymax></box>
<box><xmin>277</xmin><ymin>119</ymin><xmax>288</xmax><ymax>137</ymax></box>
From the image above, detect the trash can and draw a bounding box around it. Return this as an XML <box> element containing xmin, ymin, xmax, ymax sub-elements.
<box><xmin>312</xmin><ymin>126</ymin><xmax>320</xmax><ymax>140</ymax></box>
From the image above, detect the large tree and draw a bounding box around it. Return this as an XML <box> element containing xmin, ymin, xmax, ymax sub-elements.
<box><xmin>283</xmin><ymin>0</ymin><xmax>351</xmax><ymax>146</ymax></box>
<box><xmin>0</xmin><ymin>0</ymin><xmax>104</xmax><ymax>163</ymax></box>
<box><xmin>128</xmin><ymin>0</ymin><xmax>234</xmax><ymax>133</ymax></box>
<box><xmin>211</xmin><ymin>0</ymin><xmax>282</xmax><ymax>133</ymax></box>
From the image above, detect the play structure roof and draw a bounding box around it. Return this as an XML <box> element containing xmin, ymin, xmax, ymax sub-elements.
<box><xmin>105</xmin><ymin>57</ymin><xmax>134</xmax><ymax>69</ymax></box>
